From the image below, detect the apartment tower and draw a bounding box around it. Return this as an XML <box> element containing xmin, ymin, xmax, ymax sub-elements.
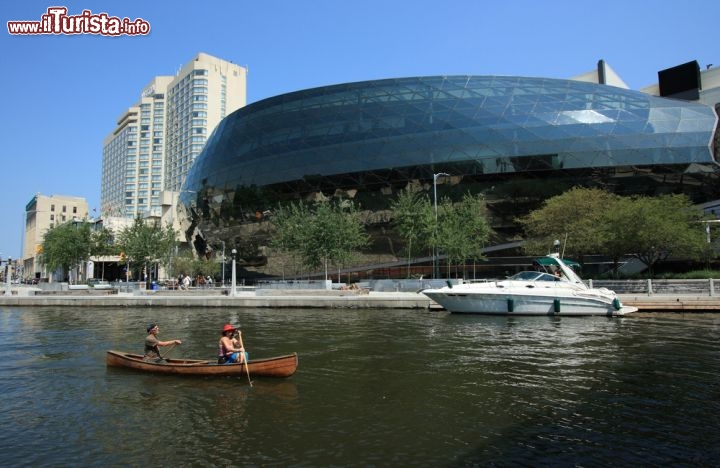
<box><xmin>101</xmin><ymin>53</ymin><xmax>247</xmax><ymax>219</ymax></box>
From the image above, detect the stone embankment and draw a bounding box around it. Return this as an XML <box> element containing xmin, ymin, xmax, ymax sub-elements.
<box><xmin>1</xmin><ymin>286</ymin><xmax>720</xmax><ymax>311</ymax></box>
<box><xmin>0</xmin><ymin>289</ymin><xmax>430</xmax><ymax>309</ymax></box>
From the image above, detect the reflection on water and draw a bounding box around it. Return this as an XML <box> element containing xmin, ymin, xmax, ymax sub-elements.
<box><xmin>1</xmin><ymin>307</ymin><xmax>719</xmax><ymax>466</ymax></box>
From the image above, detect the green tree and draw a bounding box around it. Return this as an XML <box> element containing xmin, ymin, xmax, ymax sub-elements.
<box><xmin>521</xmin><ymin>188</ymin><xmax>708</xmax><ymax>276</ymax></box>
<box><xmin>601</xmin><ymin>194</ymin><xmax>706</xmax><ymax>275</ymax></box>
<box><xmin>40</xmin><ymin>221</ymin><xmax>92</xmax><ymax>282</ymax></box>
<box><xmin>519</xmin><ymin>187</ymin><xmax>619</xmax><ymax>258</ymax></box>
<box><xmin>89</xmin><ymin>226</ymin><xmax>116</xmax><ymax>257</ymax></box>
<box><xmin>390</xmin><ymin>188</ymin><xmax>435</xmax><ymax>277</ymax></box>
<box><xmin>270</xmin><ymin>201</ymin><xmax>311</xmax><ymax>275</ymax></box>
<box><xmin>116</xmin><ymin>217</ymin><xmax>177</xmax><ymax>286</ymax></box>
<box><xmin>170</xmin><ymin>252</ymin><xmax>195</xmax><ymax>280</ymax></box>
<box><xmin>169</xmin><ymin>253</ymin><xmax>220</xmax><ymax>284</ymax></box>
<box><xmin>436</xmin><ymin>193</ymin><xmax>491</xmax><ymax>277</ymax></box>
<box><xmin>271</xmin><ymin>200</ymin><xmax>369</xmax><ymax>280</ymax></box>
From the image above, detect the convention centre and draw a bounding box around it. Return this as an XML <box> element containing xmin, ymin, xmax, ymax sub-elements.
<box><xmin>178</xmin><ymin>61</ymin><xmax>720</xmax><ymax>277</ymax></box>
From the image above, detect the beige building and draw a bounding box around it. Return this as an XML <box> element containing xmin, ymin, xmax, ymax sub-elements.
<box><xmin>22</xmin><ymin>194</ymin><xmax>89</xmax><ymax>281</ymax></box>
<box><xmin>570</xmin><ymin>59</ymin><xmax>630</xmax><ymax>88</ymax></box>
<box><xmin>101</xmin><ymin>52</ymin><xmax>247</xmax><ymax>220</ymax></box>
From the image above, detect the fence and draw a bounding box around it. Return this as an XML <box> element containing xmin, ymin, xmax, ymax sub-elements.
<box><xmin>589</xmin><ymin>279</ymin><xmax>719</xmax><ymax>296</ymax></box>
<box><xmin>257</xmin><ymin>278</ymin><xmax>720</xmax><ymax>295</ymax></box>
<box><xmin>33</xmin><ymin>278</ymin><xmax>720</xmax><ymax>296</ymax></box>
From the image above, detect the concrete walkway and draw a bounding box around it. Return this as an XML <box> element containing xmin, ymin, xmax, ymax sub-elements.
<box><xmin>1</xmin><ymin>288</ymin><xmax>720</xmax><ymax>311</ymax></box>
<box><xmin>0</xmin><ymin>290</ymin><xmax>432</xmax><ymax>309</ymax></box>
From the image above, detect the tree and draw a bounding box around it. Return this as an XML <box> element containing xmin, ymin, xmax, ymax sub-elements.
<box><xmin>601</xmin><ymin>194</ymin><xmax>706</xmax><ymax>275</ymax></box>
<box><xmin>521</xmin><ymin>188</ymin><xmax>708</xmax><ymax>276</ymax></box>
<box><xmin>40</xmin><ymin>221</ymin><xmax>92</xmax><ymax>282</ymax></box>
<box><xmin>116</xmin><ymin>217</ymin><xmax>177</xmax><ymax>286</ymax></box>
<box><xmin>89</xmin><ymin>226</ymin><xmax>116</xmax><ymax>257</ymax></box>
<box><xmin>169</xmin><ymin>253</ymin><xmax>220</xmax><ymax>283</ymax></box>
<box><xmin>390</xmin><ymin>188</ymin><xmax>435</xmax><ymax>277</ymax></box>
<box><xmin>519</xmin><ymin>187</ymin><xmax>619</xmax><ymax>258</ymax></box>
<box><xmin>436</xmin><ymin>193</ymin><xmax>491</xmax><ymax>277</ymax></box>
<box><xmin>271</xmin><ymin>200</ymin><xmax>369</xmax><ymax>280</ymax></box>
<box><xmin>270</xmin><ymin>201</ymin><xmax>311</xmax><ymax>276</ymax></box>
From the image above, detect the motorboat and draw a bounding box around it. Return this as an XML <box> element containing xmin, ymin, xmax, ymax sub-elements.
<box><xmin>421</xmin><ymin>253</ymin><xmax>637</xmax><ymax>316</ymax></box>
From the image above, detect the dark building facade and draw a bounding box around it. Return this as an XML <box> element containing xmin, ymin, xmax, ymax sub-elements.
<box><xmin>179</xmin><ymin>75</ymin><xmax>719</xmax><ymax>273</ymax></box>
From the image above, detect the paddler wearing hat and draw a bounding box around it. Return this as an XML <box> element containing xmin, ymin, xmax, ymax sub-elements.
<box><xmin>218</xmin><ymin>324</ymin><xmax>248</xmax><ymax>364</ymax></box>
<box><xmin>143</xmin><ymin>323</ymin><xmax>182</xmax><ymax>363</ymax></box>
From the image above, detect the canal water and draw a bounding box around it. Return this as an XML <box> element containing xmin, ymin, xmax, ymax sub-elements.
<box><xmin>1</xmin><ymin>306</ymin><xmax>718</xmax><ymax>466</ymax></box>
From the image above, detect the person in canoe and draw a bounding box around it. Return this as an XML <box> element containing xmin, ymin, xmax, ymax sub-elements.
<box><xmin>218</xmin><ymin>324</ymin><xmax>249</xmax><ymax>364</ymax></box>
<box><xmin>144</xmin><ymin>323</ymin><xmax>182</xmax><ymax>363</ymax></box>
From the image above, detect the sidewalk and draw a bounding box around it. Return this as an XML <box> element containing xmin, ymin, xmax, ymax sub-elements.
<box><xmin>0</xmin><ymin>289</ymin><xmax>433</xmax><ymax>309</ymax></box>
<box><xmin>2</xmin><ymin>286</ymin><xmax>720</xmax><ymax>311</ymax></box>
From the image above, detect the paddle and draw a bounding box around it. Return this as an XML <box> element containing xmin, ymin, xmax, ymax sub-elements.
<box><xmin>160</xmin><ymin>342</ymin><xmax>177</xmax><ymax>360</ymax></box>
<box><xmin>236</xmin><ymin>330</ymin><xmax>253</xmax><ymax>387</ymax></box>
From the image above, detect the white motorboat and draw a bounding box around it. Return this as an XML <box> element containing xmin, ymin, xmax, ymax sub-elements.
<box><xmin>422</xmin><ymin>253</ymin><xmax>637</xmax><ymax>316</ymax></box>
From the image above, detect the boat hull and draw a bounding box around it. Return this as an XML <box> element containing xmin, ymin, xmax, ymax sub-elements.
<box><xmin>106</xmin><ymin>350</ymin><xmax>298</xmax><ymax>377</ymax></box>
<box><xmin>423</xmin><ymin>286</ymin><xmax>637</xmax><ymax>316</ymax></box>
<box><xmin>424</xmin><ymin>254</ymin><xmax>638</xmax><ymax>316</ymax></box>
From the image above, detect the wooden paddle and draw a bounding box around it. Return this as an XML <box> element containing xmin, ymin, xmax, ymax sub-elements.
<box><xmin>160</xmin><ymin>342</ymin><xmax>177</xmax><ymax>359</ymax></box>
<box><xmin>236</xmin><ymin>330</ymin><xmax>253</xmax><ymax>387</ymax></box>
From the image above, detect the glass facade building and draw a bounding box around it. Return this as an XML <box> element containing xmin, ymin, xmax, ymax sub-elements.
<box><xmin>180</xmin><ymin>76</ymin><xmax>719</xmax><ymax>265</ymax></box>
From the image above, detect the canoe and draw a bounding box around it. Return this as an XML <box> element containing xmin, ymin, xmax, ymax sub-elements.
<box><xmin>106</xmin><ymin>350</ymin><xmax>298</xmax><ymax>378</ymax></box>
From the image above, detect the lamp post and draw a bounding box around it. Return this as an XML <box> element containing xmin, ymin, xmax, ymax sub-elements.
<box><xmin>231</xmin><ymin>248</ymin><xmax>237</xmax><ymax>297</ymax></box>
<box><xmin>3</xmin><ymin>256</ymin><xmax>12</xmax><ymax>296</ymax></box>
<box><xmin>220</xmin><ymin>241</ymin><xmax>226</xmax><ymax>286</ymax></box>
<box><xmin>433</xmin><ymin>172</ymin><xmax>450</xmax><ymax>278</ymax></box>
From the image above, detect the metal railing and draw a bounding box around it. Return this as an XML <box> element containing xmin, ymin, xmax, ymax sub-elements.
<box><xmin>589</xmin><ymin>279</ymin><xmax>719</xmax><ymax>296</ymax></box>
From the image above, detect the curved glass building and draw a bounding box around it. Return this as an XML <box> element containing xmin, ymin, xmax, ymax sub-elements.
<box><xmin>180</xmin><ymin>75</ymin><xmax>719</xmax><ymax>267</ymax></box>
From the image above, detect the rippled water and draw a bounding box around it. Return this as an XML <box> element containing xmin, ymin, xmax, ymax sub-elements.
<box><xmin>1</xmin><ymin>307</ymin><xmax>719</xmax><ymax>466</ymax></box>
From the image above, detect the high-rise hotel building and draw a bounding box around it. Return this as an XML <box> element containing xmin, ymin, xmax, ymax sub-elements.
<box><xmin>101</xmin><ymin>53</ymin><xmax>247</xmax><ymax>219</ymax></box>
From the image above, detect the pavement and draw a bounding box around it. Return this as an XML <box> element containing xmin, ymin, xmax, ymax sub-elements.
<box><xmin>0</xmin><ymin>288</ymin><xmax>432</xmax><ymax>309</ymax></box>
<box><xmin>1</xmin><ymin>286</ymin><xmax>720</xmax><ymax>311</ymax></box>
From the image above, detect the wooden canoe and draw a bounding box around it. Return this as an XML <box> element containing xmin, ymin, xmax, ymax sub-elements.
<box><xmin>106</xmin><ymin>350</ymin><xmax>298</xmax><ymax>378</ymax></box>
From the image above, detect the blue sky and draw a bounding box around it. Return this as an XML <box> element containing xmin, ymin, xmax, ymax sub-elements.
<box><xmin>1</xmin><ymin>0</ymin><xmax>717</xmax><ymax>259</ymax></box>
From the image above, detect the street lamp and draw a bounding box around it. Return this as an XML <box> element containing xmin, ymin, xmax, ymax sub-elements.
<box><xmin>220</xmin><ymin>240</ymin><xmax>226</xmax><ymax>286</ymax></box>
<box><xmin>231</xmin><ymin>248</ymin><xmax>237</xmax><ymax>297</ymax></box>
<box><xmin>2</xmin><ymin>256</ymin><xmax>13</xmax><ymax>296</ymax></box>
<box><xmin>433</xmin><ymin>172</ymin><xmax>450</xmax><ymax>278</ymax></box>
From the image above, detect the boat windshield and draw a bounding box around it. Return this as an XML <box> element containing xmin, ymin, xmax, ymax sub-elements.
<box><xmin>509</xmin><ymin>271</ymin><xmax>560</xmax><ymax>282</ymax></box>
